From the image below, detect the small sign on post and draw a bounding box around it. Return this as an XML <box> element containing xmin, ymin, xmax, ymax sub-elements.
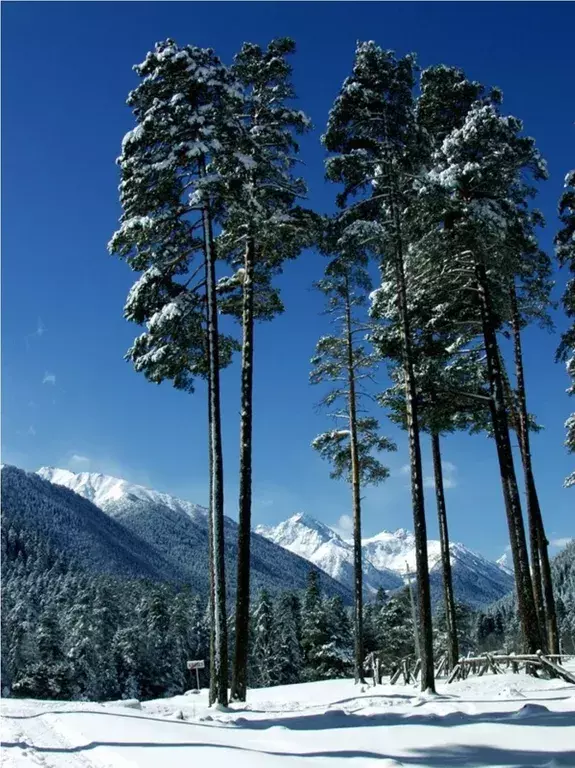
<box><xmin>187</xmin><ymin>659</ymin><xmax>205</xmax><ymax>692</ymax></box>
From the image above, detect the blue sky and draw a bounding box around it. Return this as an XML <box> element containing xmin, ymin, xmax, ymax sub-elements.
<box><xmin>2</xmin><ymin>2</ymin><xmax>573</xmax><ymax>560</ymax></box>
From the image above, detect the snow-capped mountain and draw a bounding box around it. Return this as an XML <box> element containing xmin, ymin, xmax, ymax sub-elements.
<box><xmin>256</xmin><ymin>513</ymin><xmax>403</xmax><ymax>595</ymax></box>
<box><xmin>257</xmin><ymin>513</ymin><xmax>514</xmax><ymax>608</ymax></box>
<box><xmin>37</xmin><ymin>467</ymin><xmax>206</xmax><ymax>522</ymax></box>
<box><xmin>496</xmin><ymin>550</ymin><xmax>514</xmax><ymax>574</ymax></box>
<box><xmin>33</xmin><ymin>467</ymin><xmax>351</xmax><ymax>602</ymax></box>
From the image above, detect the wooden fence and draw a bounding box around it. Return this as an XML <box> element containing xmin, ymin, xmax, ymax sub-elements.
<box><xmin>447</xmin><ymin>651</ymin><xmax>575</xmax><ymax>684</ymax></box>
<box><xmin>365</xmin><ymin>651</ymin><xmax>575</xmax><ymax>686</ymax></box>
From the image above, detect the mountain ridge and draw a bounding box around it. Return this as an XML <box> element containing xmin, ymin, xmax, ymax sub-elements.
<box><xmin>30</xmin><ymin>466</ymin><xmax>351</xmax><ymax>602</ymax></box>
<box><xmin>257</xmin><ymin>512</ymin><xmax>514</xmax><ymax>608</ymax></box>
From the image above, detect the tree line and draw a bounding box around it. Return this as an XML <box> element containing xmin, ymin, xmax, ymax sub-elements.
<box><xmin>109</xmin><ymin>38</ymin><xmax>574</xmax><ymax>702</ymax></box>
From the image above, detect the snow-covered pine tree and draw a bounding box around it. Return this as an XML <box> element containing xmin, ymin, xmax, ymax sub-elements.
<box><xmin>317</xmin><ymin>595</ymin><xmax>353</xmax><ymax>679</ymax></box>
<box><xmin>271</xmin><ymin>592</ymin><xmax>302</xmax><ymax>685</ymax></box>
<box><xmin>323</xmin><ymin>41</ymin><xmax>435</xmax><ymax>691</ymax></box>
<box><xmin>108</xmin><ymin>40</ymin><xmax>238</xmax><ymax>704</ymax></box>
<box><xmin>371</xmin><ymin>237</ymin><xmax>489</xmax><ymax>673</ymax></box>
<box><xmin>363</xmin><ymin>588</ymin><xmax>387</xmax><ymax>656</ymax></box>
<box><xmin>300</xmin><ymin>569</ymin><xmax>327</xmax><ymax>681</ymax></box>
<box><xmin>420</xmin><ymin>97</ymin><xmax>548</xmax><ymax>653</ymax></box>
<box><xmin>555</xmin><ymin>168</ymin><xmax>575</xmax><ymax>488</ymax></box>
<box><xmin>375</xmin><ymin>590</ymin><xmax>415</xmax><ymax>672</ymax></box>
<box><xmin>250</xmin><ymin>589</ymin><xmax>275</xmax><ymax>688</ymax></box>
<box><xmin>210</xmin><ymin>38</ymin><xmax>315</xmax><ymax>702</ymax></box>
<box><xmin>414</xmin><ymin>65</ymin><xmax>557</xmax><ymax>654</ymax></box>
<box><xmin>504</xmin><ymin>211</ymin><xmax>558</xmax><ymax>653</ymax></box>
<box><xmin>311</xmin><ymin>239</ymin><xmax>395</xmax><ymax>684</ymax></box>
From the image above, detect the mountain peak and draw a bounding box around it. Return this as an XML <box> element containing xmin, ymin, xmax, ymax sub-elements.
<box><xmin>289</xmin><ymin>511</ymin><xmax>341</xmax><ymax>537</ymax></box>
<box><xmin>257</xmin><ymin>514</ymin><xmax>514</xmax><ymax>608</ymax></box>
<box><xmin>37</xmin><ymin>467</ymin><xmax>133</xmax><ymax>507</ymax></box>
<box><xmin>36</xmin><ymin>466</ymin><xmax>207</xmax><ymax>521</ymax></box>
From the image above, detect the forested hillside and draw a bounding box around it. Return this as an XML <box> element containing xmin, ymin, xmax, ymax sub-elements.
<box><xmin>475</xmin><ymin>540</ymin><xmax>575</xmax><ymax>654</ymax></box>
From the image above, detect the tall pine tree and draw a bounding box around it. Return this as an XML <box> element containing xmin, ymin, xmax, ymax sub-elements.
<box><xmin>109</xmin><ymin>40</ymin><xmax>238</xmax><ymax>704</ymax></box>
<box><xmin>323</xmin><ymin>42</ymin><xmax>436</xmax><ymax>691</ymax></box>
<box><xmin>211</xmin><ymin>38</ymin><xmax>314</xmax><ymax>702</ymax></box>
<box><xmin>311</xmin><ymin>244</ymin><xmax>395</xmax><ymax>684</ymax></box>
<box><xmin>555</xmin><ymin>169</ymin><xmax>575</xmax><ymax>488</ymax></box>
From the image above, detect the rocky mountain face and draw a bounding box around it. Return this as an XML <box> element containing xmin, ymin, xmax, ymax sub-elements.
<box><xmin>3</xmin><ymin>465</ymin><xmax>351</xmax><ymax>602</ymax></box>
<box><xmin>257</xmin><ymin>513</ymin><xmax>514</xmax><ymax>608</ymax></box>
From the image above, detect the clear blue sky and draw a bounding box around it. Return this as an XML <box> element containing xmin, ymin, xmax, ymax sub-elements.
<box><xmin>2</xmin><ymin>2</ymin><xmax>573</xmax><ymax>560</ymax></box>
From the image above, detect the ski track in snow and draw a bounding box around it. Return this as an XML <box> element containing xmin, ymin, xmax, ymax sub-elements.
<box><xmin>2</xmin><ymin>669</ymin><xmax>575</xmax><ymax>767</ymax></box>
<box><xmin>0</xmin><ymin>701</ymin><xmax>110</xmax><ymax>768</ymax></box>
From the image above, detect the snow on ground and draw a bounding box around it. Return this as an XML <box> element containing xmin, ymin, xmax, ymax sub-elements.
<box><xmin>2</xmin><ymin>671</ymin><xmax>575</xmax><ymax>767</ymax></box>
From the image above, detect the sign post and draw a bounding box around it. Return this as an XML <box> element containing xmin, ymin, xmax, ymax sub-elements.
<box><xmin>187</xmin><ymin>659</ymin><xmax>205</xmax><ymax>691</ymax></box>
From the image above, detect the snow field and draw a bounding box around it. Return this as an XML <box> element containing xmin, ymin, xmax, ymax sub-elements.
<box><xmin>2</xmin><ymin>670</ymin><xmax>575</xmax><ymax>767</ymax></box>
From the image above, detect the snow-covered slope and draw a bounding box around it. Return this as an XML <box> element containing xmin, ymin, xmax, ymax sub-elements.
<box><xmin>258</xmin><ymin>513</ymin><xmax>514</xmax><ymax>608</ymax></box>
<box><xmin>37</xmin><ymin>466</ymin><xmax>206</xmax><ymax>521</ymax></box>
<box><xmin>2</xmin><ymin>465</ymin><xmax>177</xmax><ymax>582</ymax></box>
<box><xmin>496</xmin><ymin>550</ymin><xmax>514</xmax><ymax>574</ymax></box>
<box><xmin>257</xmin><ymin>513</ymin><xmax>403</xmax><ymax>595</ymax></box>
<box><xmin>35</xmin><ymin>467</ymin><xmax>351</xmax><ymax>602</ymax></box>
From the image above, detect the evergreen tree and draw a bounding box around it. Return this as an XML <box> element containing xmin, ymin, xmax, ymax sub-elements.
<box><xmin>419</xmin><ymin>96</ymin><xmax>548</xmax><ymax>653</ymax></box>
<box><xmin>250</xmin><ymin>590</ymin><xmax>275</xmax><ymax>688</ymax></box>
<box><xmin>555</xmin><ymin>169</ymin><xmax>575</xmax><ymax>488</ymax></box>
<box><xmin>272</xmin><ymin>592</ymin><xmax>302</xmax><ymax>685</ymax></box>
<box><xmin>317</xmin><ymin>596</ymin><xmax>353</xmax><ymax>679</ymax></box>
<box><xmin>376</xmin><ymin>590</ymin><xmax>415</xmax><ymax>672</ymax></box>
<box><xmin>108</xmin><ymin>40</ymin><xmax>238</xmax><ymax>704</ymax></box>
<box><xmin>301</xmin><ymin>569</ymin><xmax>328</xmax><ymax>680</ymax></box>
<box><xmin>311</xmin><ymin>242</ymin><xmax>395</xmax><ymax>684</ymax></box>
<box><xmin>434</xmin><ymin>601</ymin><xmax>474</xmax><ymax>660</ymax></box>
<box><xmin>212</xmin><ymin>38</ymin><xmax>314</xmax><ymax>702</ymax></box>
<box><xmin>363</xmin><ymin>588</ymin><xmax>387</xmax><ymax>655</ymax></box>
<box><xmin>323</xmin><ymin>41</ymin><xmax>436</xmax><ymax>692</ymax></box>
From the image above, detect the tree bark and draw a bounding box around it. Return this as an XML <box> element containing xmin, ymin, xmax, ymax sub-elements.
<box><xmin>474</xmin><ymin>257</ymin><xmax>541</xmax><ymax>654</ymax></box>
<box><xmin>207</xmin><ymin>391</ymin><xmax>216</xmax><ymax>705</ymax></box>
<box><xmin>510</xmin><ymin>285</ymin><xmax>558</xmax><ymax>654</ymax></box>
<box><xmin>231</xmin><ymin>237</ymin><xmax>256</xmax><ymax>702</ymax></box>
<box><xmin>379</xmin><ymin>112</ymin><xmax>433</xmax><ymax>691</ymax></box>
<box><xmin>201</xmin><ymin>179</ymin><xmax>228</xmax><ymax>706</ymax></box>
<box><xmin>344</xmin><ymin>275</ymin><xmax>366</xmax><ymax>685</ymax></box>
<box><xmin>431</xmin><ymin>432</ymin><xmax>459</xmax><ymax>671</ymax></box>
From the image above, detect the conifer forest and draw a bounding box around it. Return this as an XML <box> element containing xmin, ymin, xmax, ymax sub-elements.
<box><xmin>2</xmin><ymin>33</ymin><xmax>574</xmax><ymax>709</ymax></box>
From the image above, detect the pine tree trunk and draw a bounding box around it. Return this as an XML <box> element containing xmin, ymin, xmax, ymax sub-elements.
<box><xmin>393</xmin><ymin>222</ymin><xmax>435</xmax><ymax>693</ymax></box>
<box><xmin>510</xmin><ymin>285</ymin><xmax>558</xmax><ymax>654</ymax></box>
<box><xmin>431</xmin><ymin>432</ymin><xmax>459</xmax><ymax>671</ymax></box>
<box><xmin>474</xmin><ymin>257</ymin><xmax>541</xmax><ymax>654</ymax></box>
<box><xmin>231</xmin><ymin>237</ymin><xmax>255</xmax><ymax>702</ymax></box>
<box><xmin>380</xmin><ymin>121</ymin><xmax>433</xmax><ymax>691</ymax></box>
<box><xmin>201</xmin><ymin>187</ymin><xmax>228</xmax><ymax>706</ymax></box>
<box><xmin>537</xmin><ymin>519</ymin><xmax>559</xmax><ymax>654</ymax></box>
<box><xmin>344</xmin><ymin>276</ymin><xmax>365</xmax><ymax>685</ymax></box>
<box><xmin>207</xmin><ymin>392</ymin><xmax>216</xmax><ymax>705</ymax></box>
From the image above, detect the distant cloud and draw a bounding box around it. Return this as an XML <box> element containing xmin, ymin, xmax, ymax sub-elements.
<box><xmin>424</xmin><ymin>461</ymin><xmax>457</xmax><ymax>490</ymax></box>
<box><xmin>42</xmin><ymin>372</ymin><xmax>56</xmax><ymax>385</ymax></box>
<box><xmin>25</xmin><ymin>318</ymin><xmax>46</xmax><ymax>348</ymax></box>
<box><xmin>57</xmin><ymin>451</ymin><xmax>154</xmax><ymax>490</ymax></box>
<box><xmin>398</xmin><ymin>460</ymin><xmax>457</xmax><ymax>490</ymax></box>
<box><xmin>68</xmin><ymin>454</ymin><xmax>90</xmax><ymax>470</ymax></box>
<box><xmin>550</xmin><ymin>537</ymin><xmax>572</xmax><ymax>549</ymax></box>
<box><xmin>332</xmin><ymin>513</ymin><xmax>353</xmax><ymax>539</ymax></box>
<box><xmin>27</xmin><ymin>426</ymin><xmax>36</xmax><ymax>437</ymax></box>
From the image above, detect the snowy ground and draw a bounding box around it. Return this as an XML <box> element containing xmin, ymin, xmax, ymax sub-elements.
<box><xmin>2</xmin><ymin>670</ymin><xmax>575</xmax><ymax>767</ymax></box>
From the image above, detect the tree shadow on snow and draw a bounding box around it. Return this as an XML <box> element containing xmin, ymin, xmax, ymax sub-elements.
<box><xmin>4</xmin><ymin>704</ymin><xmax>575</xmax><ymax>733</ymax></box>
<box><xmin>225</xmin><ymin>706</ymin><xmax>575</xmax><ymax>731</ymax></box>
<box><xmin>2</xmin><ymin>738</ymin><xmax>575</xmax><ymax>766</ymax></box>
